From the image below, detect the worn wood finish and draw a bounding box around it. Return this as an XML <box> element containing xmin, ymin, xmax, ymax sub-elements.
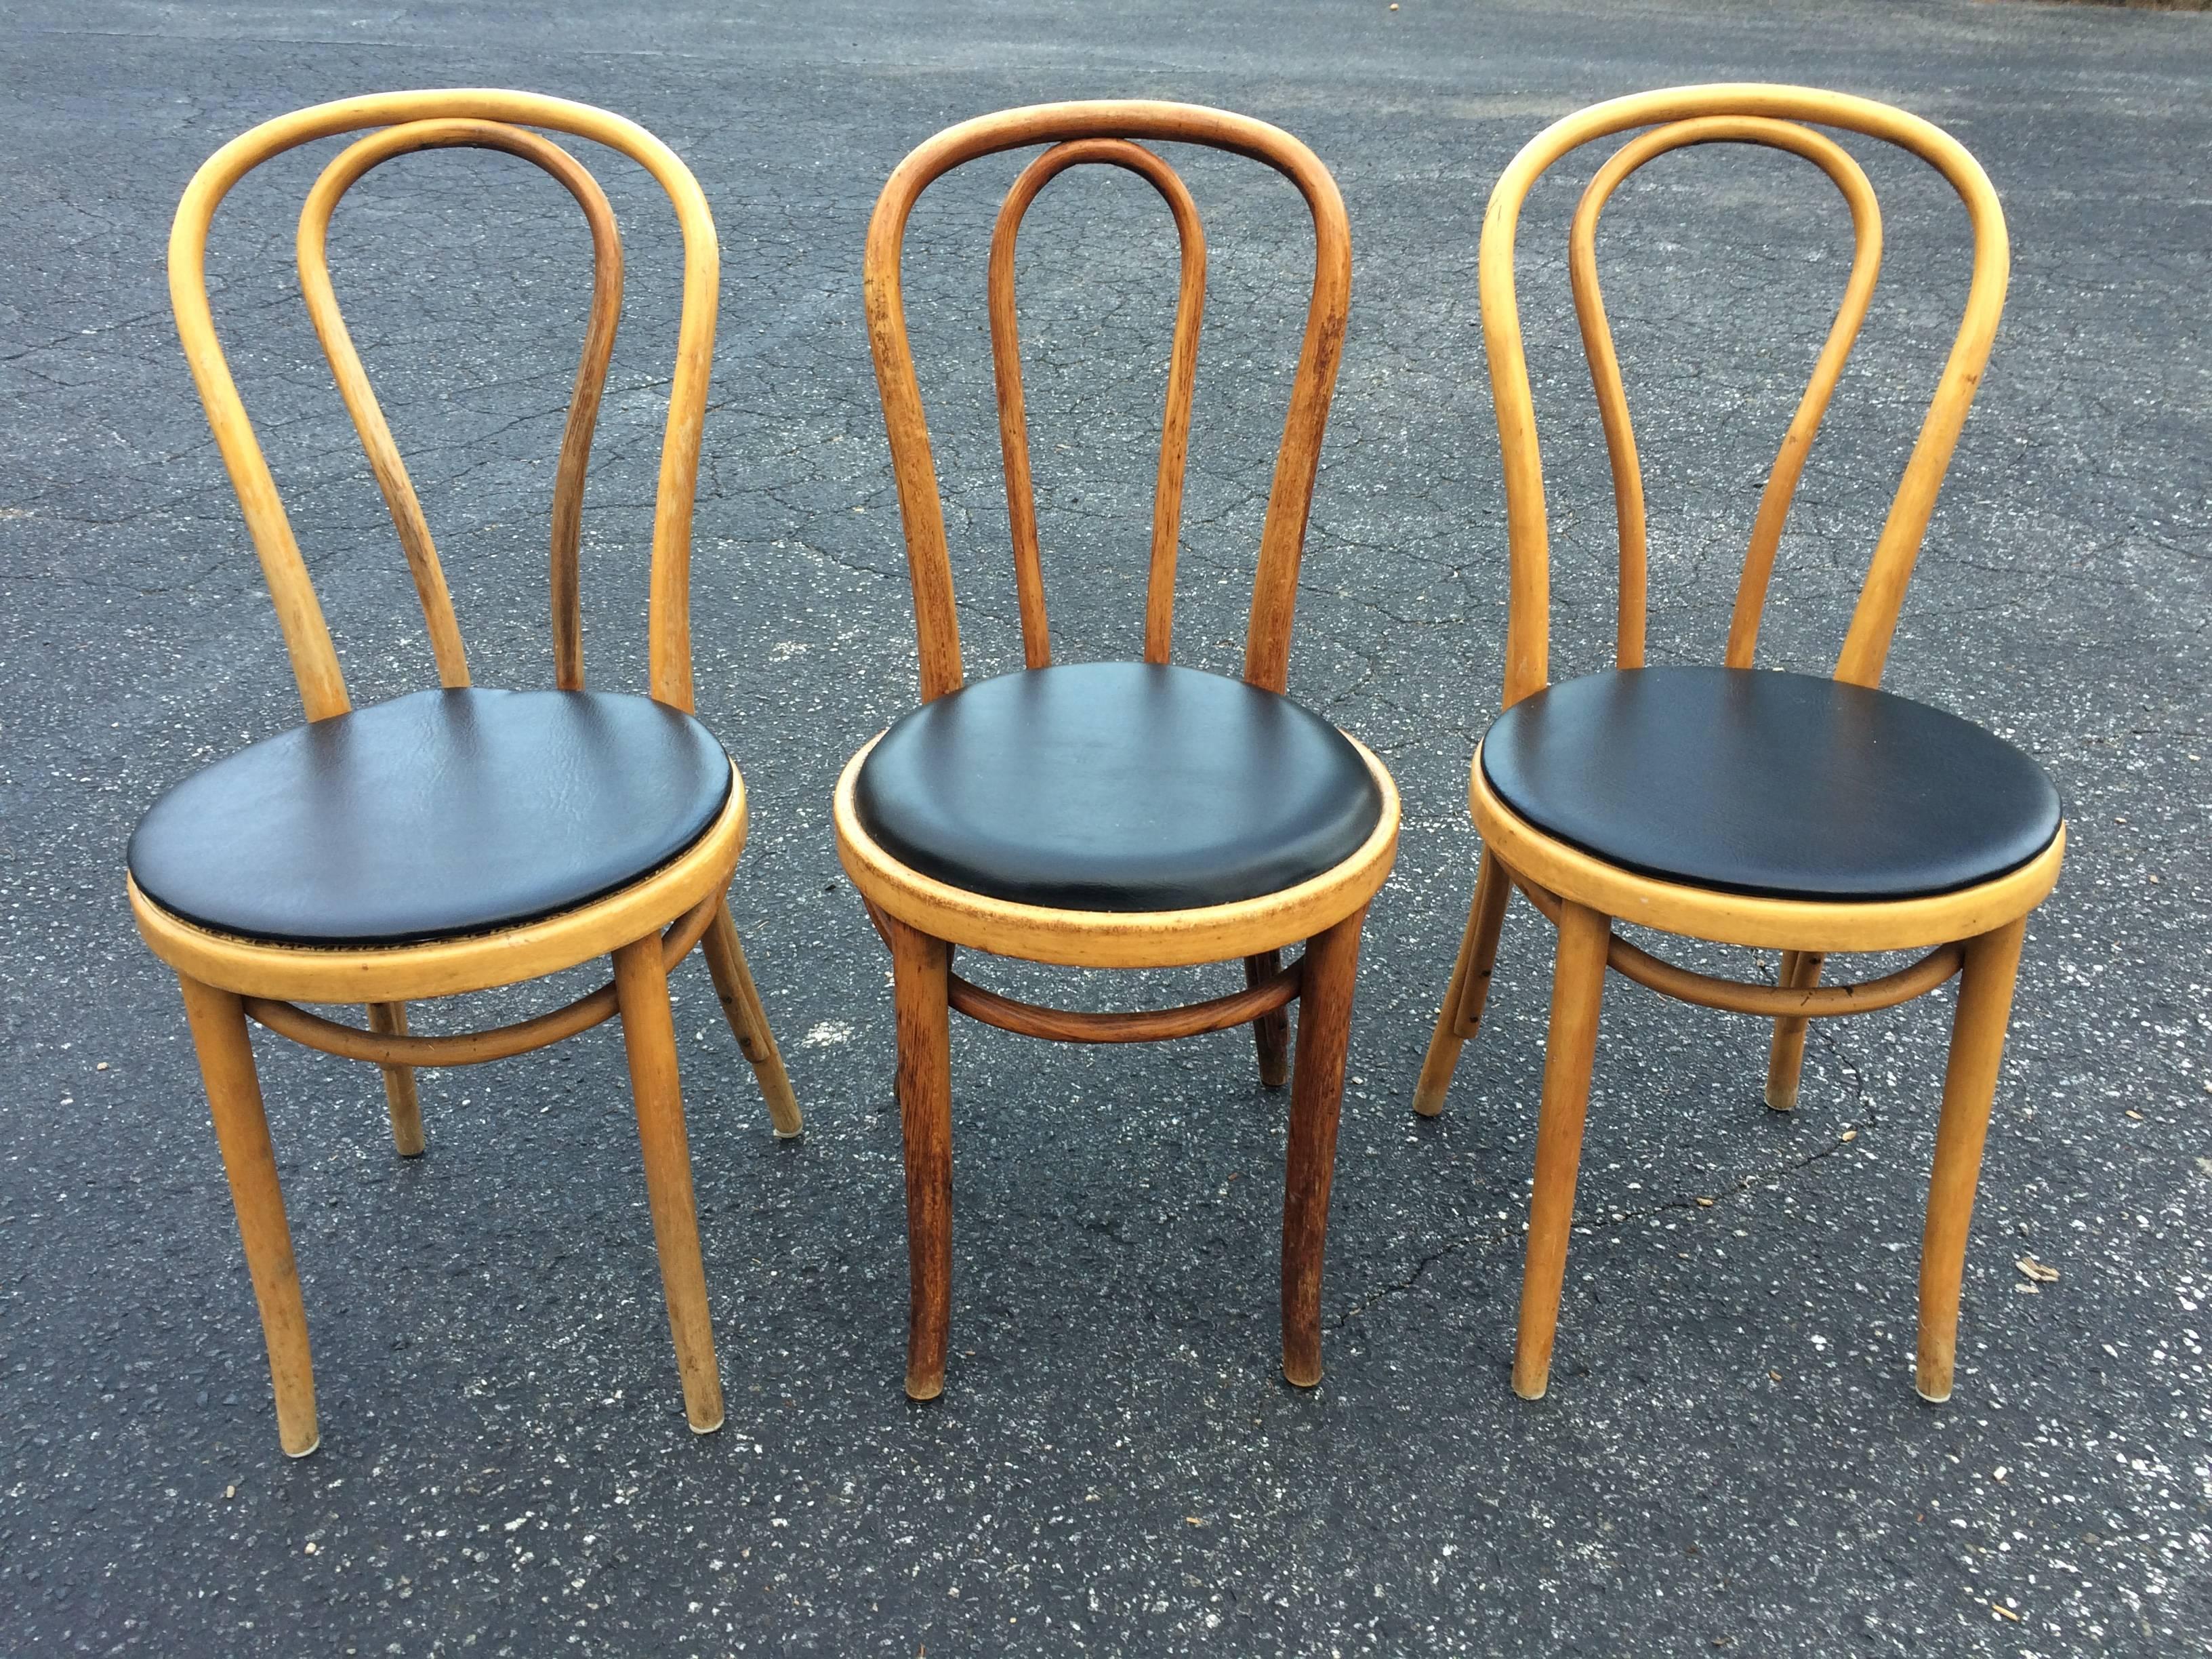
<box><xmin>140</xmin><ymin>94</ymin><xmax>799</xmax><ymax>1452</ymax></box>
<box><xmin>1428</xmin><ymin>87</ymin><xmax>2060</xmax><ymax>1403</ymax></box>
<box><xmin>1916</xmin><ymin>917</ymin><xmax>2027</xmax><ymax>1402</ymax></box>
<box><xmin>238</xmin><ymin>888</ymin><xmax>725</xmax><ymax>1066</ymax></box>
<box><xmin>613</xmin><ymin>937</ymin><xmax>724</xmax><ymax>1433</ymax></box>
<box><xmin>949</xmin><ymin>954</ymin><xmax>1303</xmax><ymax>1044</ymax></box>
<box><xmin>888</xmin><ymin>916</ymin><xmax>955</xmax><ymax>1401</ymax></box>
<box><xmin>702</xmin><ymin>903</ymin><xmax>804</xmax><ymax>1138</ymax></box>
<box><xmin>1448</xmin><ymin>849</ymin><xmax>1516</xmax><ymax>1040</ymax></box>
<box><xmin>862</xmin><ymin>99</ymin><xmax>1351</xmax><ymax>699</ymax></box>
<box><xmin>365</xmin><ymin>1002</ymin><xmax>424</xmax><ymax>1155</ymax></box>
<box><xmin>847</xmin><ymin>103</ymin><xmax>1387</xmax><ymax>1398</ymax></box>
<box><xmin>1412</xmin><ymin>846</ymin><xmax>1511</xmax><ymax>1117</ymax></box>
<box><xmin>1244</xmin><ymin>951</ymin><xmax>1292</xmax><ymax>1088</ymax></box>
<box><xmin>990</xmin><ymin>139</ymin><xmax>1206</xmax><ymax>667</ymax></box>
<box><xmin>863</xmin><ymin>892</ymin><xmax>1313</xmax><ymax>1046</ymax></box>
<box><xmin>1763</xmin><ymin>949</ymin><xmax>1826</xmax><ymax>1110</ymax></box>
<box><xmin>1510</xmin><ymin>901</ymin><xmax>1613</xmax><ymax>1400</ymax></box>
<box><xmin>178</xmin><ymin>975</ymin><xmax>319</xmax><ymax>1457</ymax></box>
<box><xmin>297</xmin><ymin>118</ymin><xmax>624</xmax><ymax>691</ymax></box>
<box><xmin>1280</xmin><ymin>905</ymin><xmax>1366</xmax><ymax>1387</ymax></box>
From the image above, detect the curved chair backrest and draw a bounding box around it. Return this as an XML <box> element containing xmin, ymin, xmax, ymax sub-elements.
<box><xmin>862</xmin><ymin>100</ymin><xmax>1352</xmax><ymax>701</ymax></box>
<box><xmin>169</xmin><ymin>89</ymin><xmax>720</xmax><ymax>721</ymax></box>
<box><xmin>1478</xmin><ymin>83</ymin><xmax>2009</xmax><ymax>706</ymax></box>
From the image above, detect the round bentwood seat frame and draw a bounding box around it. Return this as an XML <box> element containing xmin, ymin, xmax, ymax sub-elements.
<box><xmin>841</xmin><ymin>99</ymin><xmax>1399</xmax><ymax>1401</ymax></box>
<box><xmin>1414</xmin><ymin>84</ymin><xmax>2066</xmax><ymax>1407</ymax></box>
<box><xmin>132</xmin><ymin>89</ymin><xmax>802</xmax><ymax>1458</ymax></box>
<box><xmin>837</xmin><ymin>731</ymin><xmax>1399</xmax><ymax>971</ymax></box>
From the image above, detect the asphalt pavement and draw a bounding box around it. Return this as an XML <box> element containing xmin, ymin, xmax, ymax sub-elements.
<box><xmin>2</xmin><ymin>1</ymin><xmax>2207</xmax><ymax>1653</ymax></box>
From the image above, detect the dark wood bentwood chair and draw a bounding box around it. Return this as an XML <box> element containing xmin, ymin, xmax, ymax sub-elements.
<box><xmin>837</xmin><ymin>102</ymin><xmax>1400</xmax><ymax>1399</ymax></box>
<box><xmin>127</xmin><ymin>92</ymin><xmax>802</xmax><ymax>1455</ymax></box>
<box><xmin>1415</xmin><ymin>86</ymin><xmax>2065</xmax><ymax>1404</ymax></box>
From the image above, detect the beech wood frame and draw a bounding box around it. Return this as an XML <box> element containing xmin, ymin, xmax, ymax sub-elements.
<box><xmin>134</xmin><ymin>90</ymin><xmax>802</xmax><ymax>1456</ymax></box>
<box><xmin>839</xmin><ymin>101</ymin><xmax>1398</xmax><ymax>1400</ymax></box>
<box><xmin>1413</xmin><ymin>85</ymin><xmax>2065</xmax><ymax>1404</ymax></box>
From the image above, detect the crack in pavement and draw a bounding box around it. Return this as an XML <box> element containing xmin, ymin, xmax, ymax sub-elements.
<box><xmin>1331</xmin><ymin>980</ymin><xmax>1893</xmax><ymax>1332</ymax></box>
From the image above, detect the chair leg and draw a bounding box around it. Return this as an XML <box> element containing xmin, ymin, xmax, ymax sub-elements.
<box><xmin>365</xmin><ymin>1002</ymin><xmax>424</xmax><ymax>1155</ymax></box>
<box><xmin>702</xmin><ymin>901</ymin><xmax>804</xmax><ymax>1138</ymax></box>
<box><xmin>611</xmin><ymin>937</ymin><xmax>724</xmax><ymax>1433</ymax></box>
<box><xmin>1244</xmin><ymin>950</ymin><xmax>1291</xmax><ymax>1088</ymax></box>
<box><xmin>1281</xmin><ymin>903</ymin><xmax>1369</xmax><ymax>1389</ymax></box>
<box><xmin>1511</xmin><ymin>901</ymin><xmax>1612</xmax><ymax>1400</ymax></box>
<box><xmin>886</xmin><ymin>915</ymin><xmax>953</xmax><ymax>1401</ymax></box>
<box><xmin>177</xmin><ymin>974</ymin><xmax>319</xmax><ymax>1458</ymax></box>
<box><xmin>1763</xmin><ymin>950</ymin><xmax>1825</xmax><ymax>1112</ymax></box>
<box><xmin>1915</xmin><ymin>916</ymin><xmax>2028</xmax><ymax>1404</ymax></box>
<box><xmin>1414</xmin><ymin>848</ymin><xmax>1511</xmax><ymax>1117</ymax></box>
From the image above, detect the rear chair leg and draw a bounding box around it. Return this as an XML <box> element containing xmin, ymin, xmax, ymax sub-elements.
<box><xmin>366</xmin><ymin>1001</ymin><xmax>424</xmax><ymax>1155</ymax></box>
<box><xmin>703</xmin><ymin>901</ymin><xmax>804</xmax><ymax>1138</ymax></box>
<box><xmin>1244</xmin><ymin>950</ymin><xmax>1292</xmax><ymax>1088</ymax></box>
<box><xmin>1414</xmin><ymin>848</ymin><xmax>1511</xmax><ymax>1117</ymax></box>
<box><xmin>1763</xmin><ymin>951</ymin><xmax>1825</xmax><ymax>1112</ymax></box>
<box><xmin>178</xmin><ymin>974</ymin><xmax>319</xmax><ymax>1457</ymax></box>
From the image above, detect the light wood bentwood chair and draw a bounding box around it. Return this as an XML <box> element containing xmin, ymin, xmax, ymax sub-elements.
<box><xmin>127</xmin><ymin>92</ymin><xmax>802</xmax><ymax>1456</ymax></box>
<box><xmin>1416</xmin><ymin>86</ymin><xmax>2065</xmax><ymax>1403</ymax></box>
<box><xmin>838</xmin><ymin>102</ymin><xmax>1400</xmax><ymax>1399</ymax></box>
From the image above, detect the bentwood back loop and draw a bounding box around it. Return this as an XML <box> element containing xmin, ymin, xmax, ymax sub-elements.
<box><xmin>987</xmin><ymin>136</ymin><xmax>1208</xmax><ymax>669</ymax></box>
<box><xmin>1476</xmin><ymin>83</ymin><xmax>2009</xmax><ymax>703</ymax></box>
<box><xmin>168</xmin><ymin>88</ymin><xmax>720</xmax><ymax>717</ymax></box>
<box><xmin>861</xmin><ymin>98</ymin><xmax>1352</xmax><ymax>699</ymax></box>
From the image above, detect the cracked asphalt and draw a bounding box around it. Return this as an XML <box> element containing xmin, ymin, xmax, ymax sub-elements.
<box><xmin>3</xmin><ymin>1</ymin><xmax>2208</xmax><ymax>1654</ymax></box>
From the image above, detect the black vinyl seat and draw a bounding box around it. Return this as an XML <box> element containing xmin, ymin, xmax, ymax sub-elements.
<box><xmin>127</xmin><ymin>687</ymin><xmax>733</xmax><ymax>945</ymax></box>
<box><xmin>853</xmin><ymin>661</ymin><xmax>1385</xmax><ymax>912</ymax></box>
<box><xmin>1480</xmin><ymin>665</ymin><xmax>2063</xmax><ymax>902</ymax></box>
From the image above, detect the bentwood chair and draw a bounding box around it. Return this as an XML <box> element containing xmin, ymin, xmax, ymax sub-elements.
<box><xmin>1416</xmin><ymin>86</ymin><xmax>2064</xmax><ymax>1404</ymax></box>
<box><xmin>127</xmin><ymin>91</ymin><xmax>802</xmax><ymax>1456</ymax></box>
<box><xmin>838</xmin><ymin>102</ymin><xmax>1399</xmax><ymax>1399</ymax></box>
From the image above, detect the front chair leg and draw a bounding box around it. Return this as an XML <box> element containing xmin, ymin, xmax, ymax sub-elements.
<box><xmin>1281</xmin><ymin>903</ymin><xmax>1370</xmax><ymax>1389</ymax></box>
<box><xmin>365</xmin><ymin>1001</ymin><xmax>424</xmax><ymax>1155</ymax></box>
<box><xmin>702</xmin><ymin>901</ymin><xmax>804</xmax><ymax>1138</ymax></box>
<box><xmin>1763</xmin><ymin>951</ymin><xmax>1825</xmax><ymax>1112</ymax></box>
<box><xmin>1414</xmin><ymin>847</ymin><xmax>1511</xmax><ymax>1118</ymax></box>
<box><xmin>177</xmin><ymin>974</ymin><xmax>319</xmax><ymax>1457</ymax></box>
<box><xmin>1511</xmin><ymin>901</ymin><xmax>1612</xmax><ymax>1400</ymax></box>
<box><xmin>612</xmin><ymin>937</ymin><xmax>724</xmax><ymax>1433</ymax></box>
<box><xmin>1244</xmin><ymin>951</ymin><xmax>1292</xmax><ymax>1088</ymax></box>
<box><xmin>1915</xmin><ymin>916</ymin><xmax>2028</xmax><ymax>1404</ymax></box>
<box><xmin>886</xmin><ymin>915</ymin><xmax>953</xmax><ymax>1400</ymax></box>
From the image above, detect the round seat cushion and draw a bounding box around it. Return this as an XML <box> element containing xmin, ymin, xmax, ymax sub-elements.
<box><xmin>1480</xmin><ymin>665</ymin><xmax>2062</xmax><ymax>901</ymax></box>
<box><xmin>853</xmin><ymin>662</ymin><xmax>1385</xmax><ymax>912</ymax></box>
<box><xmin>128</xmin><ymin>687</ymin><xmax>732</xmax><ymax>945</ymax></box>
